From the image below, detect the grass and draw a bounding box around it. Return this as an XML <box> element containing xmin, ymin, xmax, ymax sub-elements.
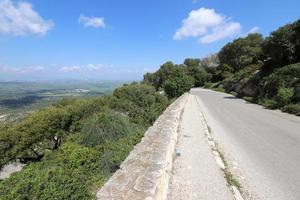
<box><xmin>211</xmin><ymin>87</ymin><xmax>226</xmax><ymax>93</ymax></box>
<box><xmin>282</xmin><ymin>104</ymin><xmax>300</xmax><ymax>116</ymax></box>
<box><xmin>242</xmin><ymin>96</ymin><xmax>255</xmax><ymax>103</ymax></box>
<box><xmin>205</xmin><ymin>118</ymin><xmax>242</xmax><ymax>191</ymax></box>
<box><xmin>215</xmin><ymin>144</ymin><xmax>242</xmax><ymax>190</ymax></box>
<box><xmin>224</xmin><ymin>170</ymin><xmax>242</xmax><ymax>190</ymax></box>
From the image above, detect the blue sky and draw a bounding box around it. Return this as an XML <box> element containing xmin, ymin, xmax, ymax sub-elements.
<box><xmin>0</xmin><ymin>0</ymin><xmax>299</xmax><ymax>81</ymax></box>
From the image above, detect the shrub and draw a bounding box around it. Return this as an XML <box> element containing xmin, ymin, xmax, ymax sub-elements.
<box><xmin>243</xmin><ymin>96</ymin><xmax>254</xmax><ymax>103</ymax></box>
<box><xmin>276</xmin><ymin>87</ymin><xmax>294</xmax><ymax>107</ymax></box>
<box><xmin>0</xmin><ymin>143</ymin><xmax>101</xmax><ymax>200</ymax></box>
<box><xmin>230</xmin><ymin>91</ymin><xmax>238</xmax><ymax>96</ymax></box>
<box><xmin>204</xmin><ymin>82</ymin><xmax>213</xmax><ymax>88</ymax></box>
<box><xmin>258</xmin><ymin>98</ymin><xmax>278</xmax><ymax>109</ymax></box>
<box><xmin>263</xmin><ymin>63</ymin><xmax>300</xmax><ymax>99</ymax></box>
<box><xmin>163</xmin><ymin>69</ymin><xmax>194</xmax><ymax>98</ymax></box>
<box><xmin>212</xmin><ymin>87</ymin><xmax>225</xmax><ymax>93</ymax></box>
<box><xmin>282</xmin><ymin>104</ymin><xmax>300</xmax><ymax>116</ymax></box>
<box><xmin>80</xmin><ymin>112</ymin><xmax>131</xmax><ymax>147</ymax></box>
<box><xmin>111</xmin><ymin>83</ymin><xmax>169</xmax><ymax>125</ymax></box>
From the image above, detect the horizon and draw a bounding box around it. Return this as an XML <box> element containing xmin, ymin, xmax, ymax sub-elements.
<box><xmin>0</xmin><ymin>0</ymin><xmax>299</xmax><ymax>81</ymax></box>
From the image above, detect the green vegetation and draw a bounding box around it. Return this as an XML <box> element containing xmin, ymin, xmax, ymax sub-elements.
<box><xmin>0</xmin><ymin>83</ymin><xmax>169</xmax><ymax>199</ymax></box>
<box><xmin>0</xmin><ymin>81</ymin><xmax>123</xmax><ymax>117</ymax></box>
<box><xmin>143</xmin><ymin>19</ymin><xmax>300</xmax><ymax>115</ymax></box>
<box><xmin>163</xmin><ymin>68</ymin><xmax>194</xmax><ymax>98</ymax></box>
<box><xmin>1</xmin><ymin>18</ymin><xmax>299</xmax><ymax>200</ymax></box>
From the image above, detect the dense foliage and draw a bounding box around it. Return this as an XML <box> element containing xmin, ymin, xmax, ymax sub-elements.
<box><xmin>0</xmin><ymin>83</ymin><xmax>169</xmax><ymax>199</ymax></box>
<box><xmin>163</xmin><ymin>68</ymin><xmax>194</xmax><ymax>98</ymax></box>
<box><xmin>144</xmin><ymin>19</ymin><xmax>300</xmax><ymax>115</ymax></box>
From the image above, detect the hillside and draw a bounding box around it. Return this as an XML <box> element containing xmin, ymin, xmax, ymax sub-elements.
<box><xmin>0</xmin><ymin>83</ymin><xmax>169</xmax><ymax>199</ymax></box>
<box><xmin>0</xmin><ymin>18</ymin><xmax>299</xmax><ymax>200</ymax></box>
<box><xmin>144</xmin><ymin>19</ymin><xmax>300</xmax><ymax>116</ymax></box>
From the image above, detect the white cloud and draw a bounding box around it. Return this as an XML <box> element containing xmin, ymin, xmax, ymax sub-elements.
<box><xmin>199</xmin><ymin>22</ymin><xmax>241</xmax><ymax>44</ymax></box>
<box><xmin>0</xmin><ymin>65</ymin><xmax>45</xmax><ymax>73</ymax></box>
<box><xmin>79</xmin><ymin>14</ymin><xmax>106</xmax><ymax>28</ymax></box>
<box><xmin>60</xmin><ymin>64</ymin><xmax>105</xmax><ymax>72</ymax></box>
<box><xmin>0</xmin><ymin>0</ymin><xmax>54</xmax><ymax>36</ymax></box>
<box><xmin>174</xmin><ymin>8</ymin><xmax>241</xmax><ymax>44</ymax></box>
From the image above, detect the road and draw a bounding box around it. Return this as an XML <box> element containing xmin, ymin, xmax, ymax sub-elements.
<box><xmin>168</xmin><ymin>94</ymin><xmax>233</xmax><ymax>200</ymax></box>
<box><xmin>191</xmin><ymin>88</ymin><xmax>300</xmax><ymax>200</ymax></box>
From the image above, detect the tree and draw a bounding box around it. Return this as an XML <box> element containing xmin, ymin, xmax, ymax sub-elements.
<box><xmin>112</xmin><ymin>83</ymin><xmax>169</xmax><ymax>125</ymax></box>
<box><xmin>292</xmin><ymin>20</ymin><xmax>300</xmax><ymax>63</ymax></box>
<box><xmin>13</xmin><ymin>106</ymin><xmax>72</xmax><ymax>162</ymax></box>
<box><xmin>163</xmin><ymin>69</ymin><xmax>194</xmax><ymax>98</ymax></box>
<box><xmin>184</xmin><ymin>58</ymin><xmax>201</xmax><ymax>67</ymax></box>
<box><xmin>219</xmin><ymin>33</ymin><xmax>264</xmax><ymax>72</ymax></box>
<box><xmin>143</xmin><ymin>61</ymin><xmax>176</xmax><ymax>90</ymax></box>
<box><xmin>262</xmin><ymin>20</ymin><xmax>299</xmax><ymax>69</ymax></box>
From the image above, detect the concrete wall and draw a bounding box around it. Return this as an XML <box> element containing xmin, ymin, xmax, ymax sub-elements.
<box><xmin>97</xmin><ymin>93</ymin><xmax>188</xmax><ymax>200</ymax></box>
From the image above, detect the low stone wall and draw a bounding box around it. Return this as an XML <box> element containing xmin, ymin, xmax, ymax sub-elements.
<box><xmin>97</xmin><ymin>93</ymin><xmax>188</xmax><ymax>200</ymax></box>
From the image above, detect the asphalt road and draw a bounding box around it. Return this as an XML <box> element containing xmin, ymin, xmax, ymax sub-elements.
<box><xmin>168</xmin><ymin>95</ymin><xmax>233</xmax><ymax>200</ymax></box>
<box><xmin>191</xmin><ymin>88</ymin><xmax>300</xmax><ymax>200</ymax></box>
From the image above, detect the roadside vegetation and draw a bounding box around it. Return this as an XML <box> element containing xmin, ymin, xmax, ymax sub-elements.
<box><xmin>0</xmin><ymin>83</ymin><xmax>169</xmax><ymax>199</ymax></box>
<box><xmin>0</xmin><ymin>18</ymin><xmax>299</xmax><ymax>200</ymax></box>
<box><xmin>143</xmin><ymin>19</ymin><xmax>300</xmax><ymax>116</ymax></box>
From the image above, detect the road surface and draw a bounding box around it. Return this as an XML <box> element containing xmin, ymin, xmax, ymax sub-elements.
<box><xmin>168</xmin><ymin>94</ymin><xmax>233</xmax><ymax>200</ymax></box>
<box><xmin>191</xmin><ymin>88</ymin><xmax>300</xmax><ymax>200</ymax></box>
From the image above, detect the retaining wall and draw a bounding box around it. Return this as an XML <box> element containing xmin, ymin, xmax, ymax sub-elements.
<box><xmin>97</xmin><ymin>93</ymin><xmax>188</xmax><ymax>200</ymax></box>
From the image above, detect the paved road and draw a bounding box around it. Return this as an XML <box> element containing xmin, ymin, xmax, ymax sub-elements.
<box><xmin>168</xmin><ymin>94</ymin><xmax>233</xmax><ymax>200</ymax></box>
<box><xmin>191</xmin><ymin>88</ymin><xmax>300</xmax><ymax>200</ymax></box>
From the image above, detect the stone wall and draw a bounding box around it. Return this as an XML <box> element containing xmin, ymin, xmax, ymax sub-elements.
<box><xmin>97</xmin><ymin>93</ymin><xmax>188</xmax><ymax>200</ymax></box>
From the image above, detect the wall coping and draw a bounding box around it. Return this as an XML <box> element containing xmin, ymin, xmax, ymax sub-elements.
<box><xmin>97</xmin><ymin>93</ymin><xmax>188</xmax><ymax>200</ymax></box>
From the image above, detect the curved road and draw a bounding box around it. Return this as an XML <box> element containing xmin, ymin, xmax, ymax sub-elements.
<box><xmin>191</xmin><ymin>88</ymin><xmax>300</xmax><ymax>200</ymax></box>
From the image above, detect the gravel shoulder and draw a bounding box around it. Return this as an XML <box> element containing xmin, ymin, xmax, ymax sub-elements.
<box><xmin>168</xmin><ymin>94</ymin><xmax>234</xmax><ymax>200</ymax></box>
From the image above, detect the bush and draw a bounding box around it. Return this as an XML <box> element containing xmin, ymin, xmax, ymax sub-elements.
<box><xmin>230</xmin><ymin>91</ymin><xmax>238</xmax><ymax>96</ymax></box>
<box><xmin>212</xmin><ymin>87</ymin><xmax>225</xmax><ymax>93</ymax></box>
<box><xmin>263</xmin><ymin>63</ymin><xmax>300</xmax><ymax>99</ymax></box>
<box><xmin>204</xmin><ymin>82</ymin><xmax>213</xmax><ymax>88</ymax></box>
<box><xmin>163</xmin><ymin>69</ymin><xmax>194</xmax><ymax>98</ymax></box>
<box><xmin>243</xmin><ymin>96</ymin><xmax>254</xmax><ymax>103</ymax></box>
<box><xmin>0</xmin><ymin>143</ymin><xmax>101</xmax><ymax>200</ymax></box>
<box><xmin>0</xmin><ymin>81</ymin><xmax>171</xmax><ymax>199</ymax></box>
<box><xmin>143</xmin><ymin>61</ymin><xmax>176</xmax><ymax>90</ymax></box>
<box><xmin>258</xmin><ymin>98</ymin><xmax>278</xmax><ymax>109</ymax></box>
<box><xmin>111</xmin><ymin>83</ymin><xmax>169</xmax><ymax>125</ymax></box>
<box><xmin>276</xmin><ymin>87</ymin><xmax>294</xmax><ymax>107</ymax></box>
<box><xmin>80</xmin><ymin>112</ymin><xmax>131</xmax><ymax>147</ymax></box>
<box><xmin>282</xmin><ymin>104</ymin><xmax>300</xmax><ymax>116</ymax></box>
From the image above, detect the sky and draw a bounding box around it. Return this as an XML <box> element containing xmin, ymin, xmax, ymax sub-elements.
<box><xmin>0</xmin><ymin>0</ymin><xmax>299</xmax><ymax>81</ymax></box>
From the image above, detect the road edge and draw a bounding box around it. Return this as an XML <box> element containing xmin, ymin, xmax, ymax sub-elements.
<box><xmin>194</xmin><ymin>95</ymin><xmax>245</xmax><ymax>200</ymax></box>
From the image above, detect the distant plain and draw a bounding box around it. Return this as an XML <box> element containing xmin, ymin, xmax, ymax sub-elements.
<box><xmin>0</xmin><ymin>80</ymin><xmax>124</xmax><ymax>116</ymax></box>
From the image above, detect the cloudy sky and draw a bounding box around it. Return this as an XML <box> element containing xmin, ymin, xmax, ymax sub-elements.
<box><xmin>0</xmin><ymin>0</ymin><xmax>299</xmax><ymax>81</ymax></box>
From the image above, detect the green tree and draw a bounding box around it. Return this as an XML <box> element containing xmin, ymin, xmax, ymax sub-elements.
<box><xmin>262</xmin><ymin>20</ymin><xmax>300</xmax><ymax>69</ymax></box>
<box><xmin>143</xmin><ymin>61</ymin><xmax>176</xmax><ymax>90</ymax></box>
<box><xmin>184</xmin><ymin>58</ymin><xmax>201</xmax><ymax>67</ymax></box>
<box><xmin>219</xmin><ymin>33</ymin><xmax>264</xmax><ymax>72</ymax></box>
<box><xmin>183</xmin><ymin>58</ymin><xmax>210</xmax><ymax>86</ymax></box>
<box><xmin>112</xmin><ymin>83</ymin><xmax>169</xmax><ymax>125</ymax></box>
<box><xmin>163</xmin><ymin>69</ymin><xmax>194</xmax><ymax>98</ymax></box>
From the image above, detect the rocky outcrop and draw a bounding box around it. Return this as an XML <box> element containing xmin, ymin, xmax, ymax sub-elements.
<box><xmin>97</xmin><ymin>93</ymin><xmax>188</xmax><ymax>200</ymax></box>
